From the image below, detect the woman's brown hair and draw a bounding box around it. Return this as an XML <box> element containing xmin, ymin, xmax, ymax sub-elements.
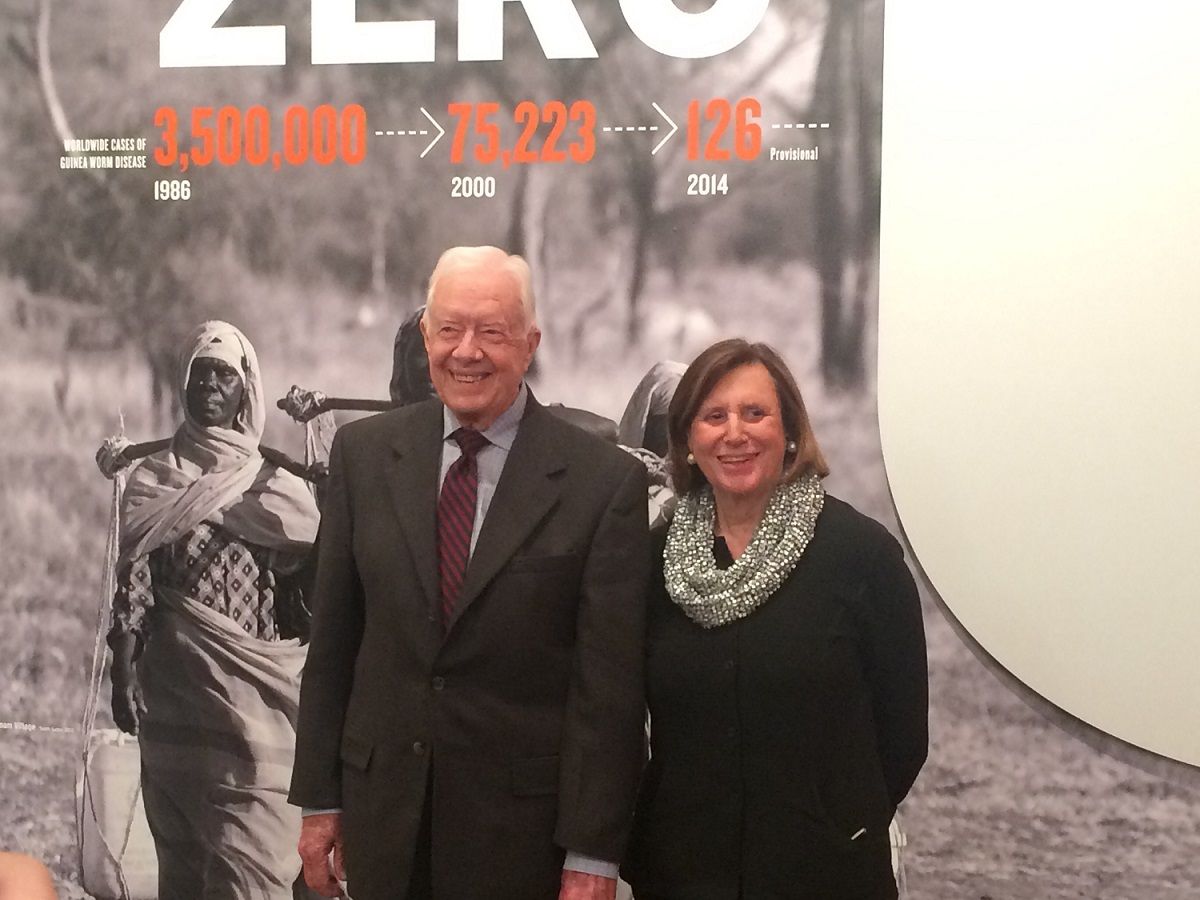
<box><xmin>666</xmin><ymin>339</ymin><xmax>829</xmax><ymax>495</ymax></box>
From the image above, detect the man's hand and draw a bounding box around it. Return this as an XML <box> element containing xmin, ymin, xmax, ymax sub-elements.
<box><xmin>298</xmin><ymin>812</ymin><xmax>347</xmax><ymax>898</ymax></box>
<box><xmin>559</xmin><ymin>870</ymin><xmax>617</xmax><ymax>900</ymax></box>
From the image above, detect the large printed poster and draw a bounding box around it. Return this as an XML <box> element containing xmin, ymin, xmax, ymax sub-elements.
<box><xmin>0</xmin><ymin>1</ymin><xmax>1197</xmax><ymax>898</ymax></box>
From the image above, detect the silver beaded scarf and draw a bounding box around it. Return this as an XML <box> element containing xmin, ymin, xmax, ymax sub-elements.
<box><xmin>663</xmin><ymin>472</ymin><xmax>825</xmax><ymax>628</ymax></box>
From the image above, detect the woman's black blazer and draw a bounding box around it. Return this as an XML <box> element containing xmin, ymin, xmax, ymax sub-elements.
<box><xmin>623</xmin><ymin>496</ymin><xmax>928</xmax><ymax>900</ymax></box>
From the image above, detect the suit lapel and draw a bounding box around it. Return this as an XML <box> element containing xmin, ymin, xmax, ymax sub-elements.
<box><xmin>383</xmin><ymin>400</ymin><xmax>444</xmax><ymax>612</ymax></box>
<box><xmin>447</xmin><ymin>401</ymin><xmax>565</xmax><ymax>632</ymax></box>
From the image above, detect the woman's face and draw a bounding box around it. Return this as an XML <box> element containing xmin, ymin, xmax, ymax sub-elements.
<box><xmin>688</xmin><ymin>362</ymin><xmax>787</xmax><ymax>507</ymax></box>
<box><xmin>186</xmin><ymin>357</ymin><xmax>244</xmax><ymax>429</ymax></box>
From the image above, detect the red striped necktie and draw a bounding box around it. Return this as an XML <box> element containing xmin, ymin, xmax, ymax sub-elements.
<box><xmin>437</xmin><ymin>427</ymin><xmax>490</xmax><ymax>626</ymax></box>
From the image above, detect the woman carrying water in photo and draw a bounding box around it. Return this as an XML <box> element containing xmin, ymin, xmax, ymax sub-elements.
<box><xmin>107</xmin><ymin>321</ymin><xmax>320</xmax><ymax>900</ymax></box>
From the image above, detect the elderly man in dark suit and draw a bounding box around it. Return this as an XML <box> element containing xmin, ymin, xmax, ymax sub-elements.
<box><xmin>290</xmin><ymin>246</ymin><xmax>651</xmax><ymax>900</ymax></box>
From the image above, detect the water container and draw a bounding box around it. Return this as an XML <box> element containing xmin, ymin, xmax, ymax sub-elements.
<box><xmin>77</xmin><ymin>729</ymin><xmax>158</xmax><ymax>900</ymax></box>
<box><xmin>890</xmin><ymin>813</ymin><xmax>909</xmax><ymax>898</ymax></box>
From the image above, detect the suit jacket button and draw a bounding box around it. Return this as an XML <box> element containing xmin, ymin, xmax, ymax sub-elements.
<box><xmin>412</xmin><ymin>741</ymin><xmax>427</xmax><ymax>755</ymax></box>
<box><xmin>431</xmin><ymin>676</ymin><xmax>446</xmax><ymax>691</ymax></box>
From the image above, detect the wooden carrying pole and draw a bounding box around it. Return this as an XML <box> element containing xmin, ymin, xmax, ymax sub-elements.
<box><xmin>117</xmin><ymin>439</ymin><xmax>317</xmax><ymax>482</ymax></box>
<box><xmin>274</xmin><ymin>396</ymin><xmax>393</xmax><ymax>419</ymax></box>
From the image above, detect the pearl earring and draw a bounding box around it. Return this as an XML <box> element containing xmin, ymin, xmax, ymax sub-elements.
<box><xmin>787</xmin><ymin>440</ymin><xmax>798</xmax><ymax>454</ymax></box>
<box><xmin>686</xmin><ymin>451</ymin><xmax>696</xmax><ymax>465</ymax></box>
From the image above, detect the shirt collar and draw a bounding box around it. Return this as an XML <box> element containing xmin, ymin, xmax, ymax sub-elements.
<box><xmin>442</xmin><ymin>381</ymin><xmax>528</xmax><ymax>452</ymax></box>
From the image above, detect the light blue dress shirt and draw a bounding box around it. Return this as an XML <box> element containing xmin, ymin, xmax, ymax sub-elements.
<box><xmin>438</xmin><ymin>381</ymin><xmax>528</xmax><ymax>554</ymax></box>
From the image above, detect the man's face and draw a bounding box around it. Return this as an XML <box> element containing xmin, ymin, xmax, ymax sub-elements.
<box><xmin>421</xmin><ymin>266</ymin><xmax>540</xmax><ymax>430</ymax></box>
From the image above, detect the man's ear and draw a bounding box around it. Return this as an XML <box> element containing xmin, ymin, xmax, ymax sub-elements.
<box><xmin>526</xmin><ymin>326</ymin><xmax>542</xmax><ymax>360</ymax></box>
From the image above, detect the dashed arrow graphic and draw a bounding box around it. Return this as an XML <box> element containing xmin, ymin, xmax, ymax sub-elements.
<box><xmin>420</xmin><ymin>107</ymin><xmax>444</xmax><ymax>159</ymax></box>
<box><xmin>652</xmin><ymin>102</ymin><xmax>678</xmax><ymax>156</ymax></box>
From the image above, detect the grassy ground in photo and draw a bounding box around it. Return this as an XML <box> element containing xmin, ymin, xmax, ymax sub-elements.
<box><xmin>2</xmin><ymin>271</ymin><xmax>1198</xmax><ymax>898</ymax></box>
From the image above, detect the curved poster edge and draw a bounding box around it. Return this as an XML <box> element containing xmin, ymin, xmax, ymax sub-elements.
<box><xmin>884</xmin><ymin>477</ymin><xmax>1200</xmax><ymax>788</ymax></box>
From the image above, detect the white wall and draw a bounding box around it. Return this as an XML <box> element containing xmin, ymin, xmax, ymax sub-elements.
<box><xmin>879</xmin><ymin>1</ymin><xmax>1200</xmax><ymax>766</ymax></box>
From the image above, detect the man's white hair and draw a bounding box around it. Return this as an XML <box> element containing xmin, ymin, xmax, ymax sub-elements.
<box><xmin>423</xmin><ymin>246</ymin><xmax>536</xmax><ymax>331</ymax></box>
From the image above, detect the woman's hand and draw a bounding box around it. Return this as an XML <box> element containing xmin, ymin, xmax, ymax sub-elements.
<box><xmin>95</xmin><ymin>435</ymin><xmax>132</xmax><ymax>479</ymax></box>
<box><xmin>281</xmin><ymin>386</ymin><xmax>327</xmax><ymax>424</ymax></box>
<box><xmin>110</xmin><ymin>652</ymin><xmax>146</xmax><ymax>735</ymax></box>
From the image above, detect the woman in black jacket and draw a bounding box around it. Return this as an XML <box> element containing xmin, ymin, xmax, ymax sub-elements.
<box><xmin>623</xmin><ymin>339</ymin><xmax>928</xmax><ymax>900</ymax></box>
